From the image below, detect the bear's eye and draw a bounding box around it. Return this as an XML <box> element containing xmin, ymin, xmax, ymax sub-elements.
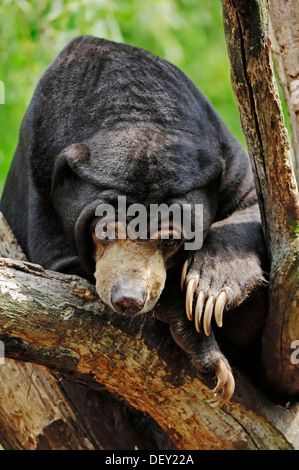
<box><xmin>161</xmin><ymin>239</ymin><xmax>177</xmax><ymax>249</ymax></box>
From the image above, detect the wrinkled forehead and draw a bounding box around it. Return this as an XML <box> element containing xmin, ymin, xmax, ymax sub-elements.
<box><xmin>85</xmin><ymin>123</ymin><xmax>220</xmax><ymax>200</ymax></box>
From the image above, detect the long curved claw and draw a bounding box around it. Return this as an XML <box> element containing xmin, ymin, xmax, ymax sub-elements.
<box><xmin>186</xmin><ymin>278</ymin><xmax>196</xmax><ymax>321</ymax></box>
<box><xmin>208</xmin><ymin>359</ymin><xmax>235</xmax><ymax>407</ymax></box>
<box><xmin>211</xmin><ymin>361</ymin><xmax>228</xmax><ymax>394</ymax></box>
<box><xmin>214</xmin><ymin>291</ymin><xmax>227</xmax><ymax>328</ymax></box>
<box><xmin>200</xmin><ymin>290</ymin><xmax>228</xmax><ymax>336</ymax></box>
<box><xmin>194</xmin><ymin>291</ymin><xmax>205</xmax><ymax>333</ymax></box>
<box><xmin>181</xmin><ymin>259</ymin><xmax>190</xmax><ymax>290</ymax></box>
<box><xmin>182</xmin><ymin>259</ymin><xmax>230</xmax><ymax>334</ymax></box>
<box><xmin>203</xmin><ymin>296</ymin><xmax>214</xmax><ymax>336</ymax></box>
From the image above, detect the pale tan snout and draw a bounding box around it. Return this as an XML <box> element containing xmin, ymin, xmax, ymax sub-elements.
<box><xmin>94</xmin><ymin>240</ymin><xmax>167</xmax><ymax>316</ymax></box>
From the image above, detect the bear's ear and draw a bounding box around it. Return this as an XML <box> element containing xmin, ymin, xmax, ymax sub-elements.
<box><xmin>51</xmin><ymin>143</ymin><xmax>90</xmax><ymax>191</ymax></box>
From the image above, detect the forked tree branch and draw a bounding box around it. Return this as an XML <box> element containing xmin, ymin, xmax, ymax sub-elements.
<box><xmin>0</xmin><ymin>212</ymin><xmax>298</xmax><ymax>450</ymax></box>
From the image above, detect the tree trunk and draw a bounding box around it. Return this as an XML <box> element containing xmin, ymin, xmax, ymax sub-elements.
<box><xmin>268</xmin><ymin>0</ymin><xmax>299</xmax><ymax>184</ymax></box>
<box><xmin>0</xmin><ymin>359</ymin><xmax>96</xmax><ymax>450</ymax></box>
<box><xmin>220</xmin><ymin>0</ymin><xmax>299</xmax><ymax>397</ymax></box>
<box><xmin>0</xmin><ymin>213</ymin><xmax>94</xmax><ymax>450</ymax></box>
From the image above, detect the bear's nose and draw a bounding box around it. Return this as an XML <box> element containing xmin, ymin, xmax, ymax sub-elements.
<box><xmin>110</xmin><ymin>283</ymin><xmax>147</xmax><ymax>316</ymax></box>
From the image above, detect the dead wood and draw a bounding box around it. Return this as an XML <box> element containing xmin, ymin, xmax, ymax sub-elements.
<box><xmin>221</xmin><ymin>0</ymin><xmax>299</xmax><ymax>397</ymax></box>
<box><xmin>0</xmin><ymin>213</ymin><xmax>298</xmax><ymax>449</ymax></box>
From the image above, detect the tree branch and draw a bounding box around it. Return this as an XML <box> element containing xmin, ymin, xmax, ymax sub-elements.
<box><xmin>0</xmin><ymin>213</ymin><xmax>298</xmax><ymax>449</ymax></box>
<box><xmin>0</xmin><ymin>212</ymin><xmax>173</xmax><ymax>450</ymax></box>
<box><xmin>0</xmin><ymin>213</ymin><xmax>99</xmax><ymax>450</ymax></box>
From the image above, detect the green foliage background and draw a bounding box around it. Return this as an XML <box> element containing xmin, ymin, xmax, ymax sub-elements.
<box><xmin>0</xmin><ymin>0</ymin><xmax>246</xmax><ymax>196</ymax></box>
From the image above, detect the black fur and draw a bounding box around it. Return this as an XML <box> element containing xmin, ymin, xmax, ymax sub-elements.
<box><xmin>0</xmin><ymin>36</ymin><xmax>268</xmax><ymax>386</ymax></box>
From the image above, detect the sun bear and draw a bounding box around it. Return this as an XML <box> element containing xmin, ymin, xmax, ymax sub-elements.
<box><xmin>0</xmin><ymin>36</ymin><xmax>267</xmax><ymax>406</ymax></box>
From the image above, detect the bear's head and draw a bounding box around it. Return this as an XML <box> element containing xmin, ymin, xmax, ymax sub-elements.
<box><xmin>51</xmin><ymin>124</ymin><xmax>221</xmax><ymax>317</ymax></box>
<box><xmin>93</xmin><ymin>229</ymin><xmax>178</xmax><ymax>316</ymax></box>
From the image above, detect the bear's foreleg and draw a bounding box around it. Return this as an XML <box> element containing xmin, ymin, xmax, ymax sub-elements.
<box><xmin>169</xmin><ymin>309</ymin><xmax>235</xmax><ymax>407</ymax></box>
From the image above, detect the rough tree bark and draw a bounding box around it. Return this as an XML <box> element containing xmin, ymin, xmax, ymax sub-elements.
<box><xmin>0</xmin><ymin>226</ymin><xmax>298</xmax><ymax>450</ymax></box>
<box><xmin>0</xmin><ymin>213</ymin><xmax>97</xmax><ymax>450</ymax></box>
<box><xmin>0</xmin><ymin>0</ymin><xmax>298</xmax><ymax>451</ymax></box>
<box><xmin>220</xmin><ymin>0</ymin><xmax>299</xmax><ymax>397</ymax></box>
<box><xmin>0</xmin><ymin>213</ymin><xmax>173</xmax><ymax>450</ymax></box>
<box><xmin>268</xmin><ymin>0</ymin><xmax>299</xmax><ymax>184</ymax></box>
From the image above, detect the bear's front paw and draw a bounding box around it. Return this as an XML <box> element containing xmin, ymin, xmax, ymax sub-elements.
<box><xmin>181</xmin><ymin>248</ymin><xmax>265</xmax><ymax>336</ymax></box>
<box><xmin>169</xmin><ymin>312</ymin><xmax>236</xmax><ymax>407</ymax></box>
